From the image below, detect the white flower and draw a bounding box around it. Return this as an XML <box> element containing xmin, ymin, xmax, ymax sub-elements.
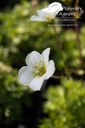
<box><xmin>18</xmin><ymin>48</ymin><xmax>55</xmax><ymax>91</ymax></box>
<box><xmin>30</xmin><ymin>2</ymin><xmax>63</xmax><ymax>23</ymax></box>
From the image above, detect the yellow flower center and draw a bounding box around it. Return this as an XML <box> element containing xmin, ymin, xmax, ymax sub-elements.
<box><xmin>33</xmin><ymin>61</ymin><xmax>46</xmax><ymax>77</ymax></box>
<box><xmin>44</xmin><ymin>14</ymin><xmax>55</xmax><ymax>23</ymax></box>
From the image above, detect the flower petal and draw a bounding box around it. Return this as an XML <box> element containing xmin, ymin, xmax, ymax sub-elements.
<box><xmin>42</xmin><ymin>48</ymin><xmax>50</xmax><ymax>66</ymax></box>
<box><xmin>48</xmin><ymin>2</ymin><xmax>63</xmax><ymax>16</ymax></box>
<box><xmin>30</xmin><ymin>15</ymin><xmax>44</xmax><ymax>21</ymax></box>
<box><xmin>37</xmin><ymin>8</ymin><xmax>49</xmax><ymax>17</ymax></box>
<box><xmin>45</xmin><ymin>60</ymin><xmax>55</xmax><ymax>79</ymax></box>
<box><xmin>25</xmin><ymin>51</ymin><xmax>43</xmax><ymax>66</ymax></box>
<box><xmin>18</xmin><ymin>66</ymin><xmax>34</xmax><ymax>85</ymax></box>
<box><xmin>49</xmin><ymin>2</ymin><xmax>62</xmax><ymax>8</ymax></box>
<box><xmin>29</xmin><ymin>75</ymin><xmax>45</xmax><ymax>91</ymax></box>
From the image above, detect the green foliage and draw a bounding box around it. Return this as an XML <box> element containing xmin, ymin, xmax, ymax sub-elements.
<box><xmin>0</xmin><ymin>0</ymin><xmax>85</xmax><ymax>127</ymax></box>
<box><xmin>39</xmin><ymin>78</ymin><xmax>85</xmax><ymax>128</ymax></box>
<box><xmin>0</xmin><ymin>68</ymin><xmax>31</xmax><ymax>126</ymax></box>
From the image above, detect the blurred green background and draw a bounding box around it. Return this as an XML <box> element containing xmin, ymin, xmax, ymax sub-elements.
<box><xmin>0</xmin><ymin>0</ymin><xmax>85</xmax><ymax>128</ymax></box>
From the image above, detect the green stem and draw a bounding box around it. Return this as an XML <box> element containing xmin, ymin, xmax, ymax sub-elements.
<box><xmin>51</xmin><ymin>75</ymin><xmax>62</xmax><ymax>79</ymax></box>
<box><xmin>52</xmin><ymin>25</ymin><xmax>70</xmax><ymax>77</ymax></box>
<box><xmin>53</xmin><ymin>25</ymin><xmax>65</xmax><ymax>64</ymax></box>
<box><xmin>74</xmin><ymin>0</ymin><xmax>82</xmax><ymax>67</ymax></box>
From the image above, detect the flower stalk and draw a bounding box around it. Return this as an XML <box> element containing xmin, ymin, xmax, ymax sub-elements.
<box><xmin>74</xmin><ymin>0</ymin><xmax>83</xmax><ymax>67</ymax></box>
<box><xmin>52</xmin><ymin>25</ymin><xmax>70</xmax><ymax>77</ymax></box>
<box><xmin>51</xmin><ymin>75</ymin><xmax>62</xmax><ymax>79</ymax></box>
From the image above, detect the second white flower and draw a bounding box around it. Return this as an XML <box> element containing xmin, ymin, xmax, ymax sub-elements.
<box><xmin>18</xmin><ymin>48</ymin><xmax>55</xmax><ymax>91</ymax></box>
<box><xmin>30</xmin><ymin>2</ymin><xmax>63</xmax><ymax>23</ymax></box>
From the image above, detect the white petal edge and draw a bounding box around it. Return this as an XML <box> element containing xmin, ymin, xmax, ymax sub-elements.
<box><xmin>48</xmin><ymin>2</ymin><xmax>63</xmax><ymax>15</ymax></box>
<box><xmin>42</xmin><ymin>48</ymin><xmax>50</xmax><ymax>66</ymax></box>
<box><xmin>30</xmin><ymin>15</ymin><xmax>44</xmax><ymax>21</ymax></box>
<box><xmin>29</xmin><ymin>75</ymin><xmax>45</xmax><ymax>91</ymax></box>
<box><xmin>48</xmin><ymin>2</ymin><xmax>62</xmax><ymax>8</ymax></box>
<box><xmin>45</xmin><ymin>60</ymin><xmax>55</xmax><ymax>79</ymax></box>
<box><xmin>18</xmin><ymin>66</ymin><xmax>34</xmax><ymax>85</ymax></box>
<box><xmin>37</xmin><ymin>8</ymin><xmax>49</xmax><ymax>17</ymax></box>
<box><xmin>25</xmin><ymin>51</ymin><xmax>43</xmax><ymax>66</ymax></box>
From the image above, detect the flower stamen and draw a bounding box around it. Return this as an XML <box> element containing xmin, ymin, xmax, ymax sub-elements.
<box><xmin>44</xmin><ymin>14</ymin><xmax>55</xmax><ymax>23</ymax></box>
<box><xmin>33</xmin><ymin>62</ymin><xmax>46</xmax><ymax>76</ymax></box>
